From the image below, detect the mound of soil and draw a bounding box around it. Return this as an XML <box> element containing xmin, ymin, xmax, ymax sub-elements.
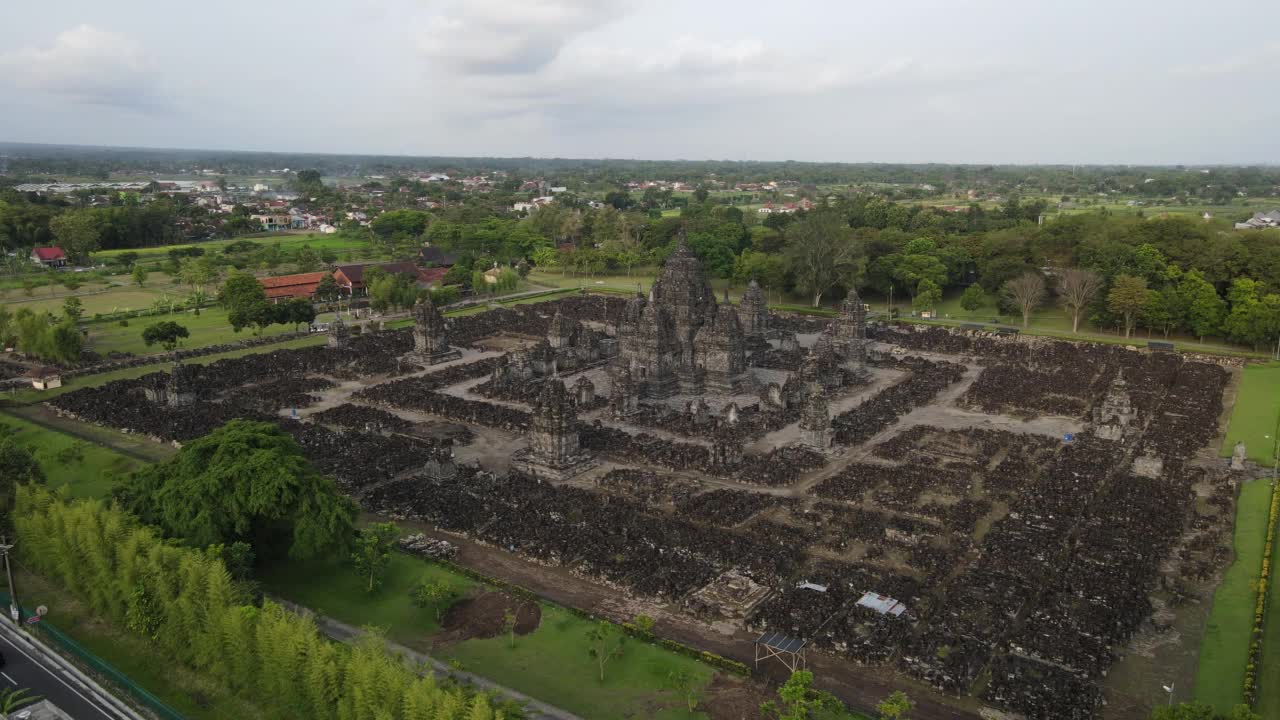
<box><xmin>701</xmin><ymin>675</ymin><xmax>772</xmax><ymax>720</ymax></box>
<box><xmin>435</xmin><ymin>591</ymin><xmax>541</xmax><ymax>645</ymax></box>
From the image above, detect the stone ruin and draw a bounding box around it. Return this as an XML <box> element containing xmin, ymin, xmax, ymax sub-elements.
<box><xmin>143</xmin><ymin>360</ymin><xmax>197</xmax><ymax>407</ymax></box>
<box><xmin>1092</xmin><ymin>373</ymin><xmax>1136</xmax><ymax>441</ymax></box>
<box><xmin>511</xmin><ymin>377</ymin><xmax>596</xmax><ymax>480</ymax></box>
<box><xmin>1231</xmin><ymin>441</ymin><xmax>1248</xmax><ymax>471</ymax></box>
<box><xmin>798</xmin><ymin>382</ymin><xmax>831</xmax><ymax>451</ymax></box>
<box><xmin>408</xmin><ymin>296</ymin><xmax>461</xmax><ymax>365</ymax></box>
<box><xmin>737</xmin><ymin>278</ymin><xmax>770</xmax><ymax>346</ymax></box>
<box><xmin>328</xmin><ymin>315</ymin><xmax>349</xmax><ymax>349</ymax></box>
<box><xmin>686</xmin><ymin>568</ymin><xmax>773</xmax><ymax>621</ymax></box>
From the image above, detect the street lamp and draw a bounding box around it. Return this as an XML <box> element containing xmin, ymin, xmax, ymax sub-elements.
<box><xmin>1162</xmin><ymin>682</ymin><xmax>1175</xmax><ymax>706</ymax></box>
<box><xmin>0</xmin><ymin>537</ymin><xmax>16</xmax><ymax>623</ymax></box>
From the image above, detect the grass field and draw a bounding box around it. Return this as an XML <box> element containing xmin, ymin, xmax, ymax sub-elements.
<box><xmin>1194</xmin><ymin>479</ymin><xmax>1274</xmax><ymax>713</ymax></box>
<box><xmin>93</xmin><ymin>233</ymin><xmax>373</xmax><ymax>262</ymax></box>
<box><xmin>263</xmin><ymin>547</ymin><xmax>721</xmax><ymax>720</ymax></box>
<box><xmin>1260</xmin><ymin>503</ymin><xmax>1280</xmax><ymax>720</ymax></box>
<box><xmin>261</xmin><ymin>553</ymin><xmax>478</xmax><ymax>639</ymax></box>
<box><xmin>441</xmin><ymin>602</ymin><xmax>715</xmax><ymax>720</ymax></box>
<box><xmin>12</xmin><ymin>569</ymin><xmax>268</xmax><ymax>720</ymax></box>
<box><xmin>0</xmin><ymin>412</ymin><xmax>145</xmax><ymax>498</ymax></box>
<box><xmin>1220</xmin><ymin>363</ymin><xmax>1280</xmax><ymax>464</ymax></box>
<box><xmin>85</xmin><ymin>306</ymin><xmax>335</xmax><ymax>355</ymax></box>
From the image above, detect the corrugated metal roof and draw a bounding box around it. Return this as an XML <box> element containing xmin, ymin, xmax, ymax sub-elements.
<box><xmin>856</xmin><ymin>592</ymin><xmax>907</xmax><ymax>617</ymax></box>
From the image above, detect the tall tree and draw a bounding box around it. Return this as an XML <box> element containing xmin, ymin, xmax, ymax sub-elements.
<box><xmin>1108</xmin><ymin>274</ymin><xmax>1150</xmax><ymax>338</ymax></box>
<box><xmin>1056</xmin><ymin>267</ymin><xmax>1102</xmax><ymax>333</ymax></box>
<box><xmin>784</xmin><ymin>211</ymin><xmax>861</xmax><ymax>307</ymax></box>
<box><xmin>49</xmin><ymin>209</ymin><xmax>100</xmax><ymax>263</ymax></box>
<box><xmin>1001</xmin><ymin>272</ymin><xmax>1047</xmax><ymax>328</ymax></box>
<box><xmin>114</xmin><ymin>420</ymin><xmax>357</xmax><ymax>561</ymax></box>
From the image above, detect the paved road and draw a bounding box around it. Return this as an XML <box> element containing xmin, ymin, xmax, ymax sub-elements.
<box><xmin>0</xmin><ymin>623</ymin><xmax>136</xmax><ymax>720</ymax></box>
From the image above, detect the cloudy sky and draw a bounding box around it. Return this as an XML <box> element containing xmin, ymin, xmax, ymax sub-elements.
<box><xmin>2</xmin><ymin>0</ymin><xmax>1278</xmax><ymax>164</ymax></box>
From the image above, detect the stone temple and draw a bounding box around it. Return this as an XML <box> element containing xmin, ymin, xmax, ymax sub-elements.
<box><xmin>511</xmin><ymin>377</ymin><xmax>596</xmax><ymax>480</ymax></box>
<box><xmin>408</xmin><ymin>295</ymin><xmax>461</xmax><ymax>366</ymax></box>
<box><xmin>612</xmin><ymin>233</ymin><xmax>749</xmax><ymax>398</ymax></box>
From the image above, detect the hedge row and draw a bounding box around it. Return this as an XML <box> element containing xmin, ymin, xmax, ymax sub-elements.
<box><xmin>396</xmin><ymin>547</ymin><xmax>751</xmax><ymax>678</ymax></box>
<box><xmin>1244</xmin><ymin>479</ymin><xmax>1280</xmax><ymax>706</ymax></box>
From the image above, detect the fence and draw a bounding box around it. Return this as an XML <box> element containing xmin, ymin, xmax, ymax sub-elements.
<box><xmin>0</xmin><ymin>592</ymin><xmax>185</xmax><ymax>720</ymax></box>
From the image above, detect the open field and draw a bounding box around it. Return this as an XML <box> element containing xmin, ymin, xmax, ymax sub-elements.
<box><xmin>0</xmin><ymin>411</ymin><xmax>147</xmax><ymax>498</ymax></box>
<box><xmin>85</xmin><ymin>306</ymin><xmax>335</xmax><ymax>356</ymax></box>
<box><xmin>93</xmin><ymin>232</ymin><xmax>376</xmax><ymax>262</ymax></box>
<box><xmin>1219</xmin><ymin>363</ymin><xmax>1280</xmax><ymax>464</ymax></box>
<box><xmin>263</xmin><ymin>548</ymin><xmax>721</xmax><ymax>720</ymax></box>
<box><xmin>1193</xmin><ymin>479</ymin><xmax>1273</xmax><ymax>713</ymax></box>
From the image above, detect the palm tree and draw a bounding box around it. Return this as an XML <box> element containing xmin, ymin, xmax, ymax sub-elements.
<box><xmin>0</xmin><ymin>688</ymin><xmax>41</xmax><ymax>713</ymax></box>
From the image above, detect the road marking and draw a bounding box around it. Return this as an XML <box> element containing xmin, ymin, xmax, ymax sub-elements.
<box><xmin>1</xmin><ymin>671</ymin><xmax>14</xmax><ymax>685</ymax></box>
<box><xmin>0</xmin><ymin>629</ymin><xmax>122</xmax><ymax>719</ymax></box>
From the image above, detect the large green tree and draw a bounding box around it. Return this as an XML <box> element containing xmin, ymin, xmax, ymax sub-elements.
<box><xmin>49</xmin><ymin>209</ymin><xmax>101</xmax><ymax>263</ymax></box>
<box><xmin>784</xmin><ymin>211</ymin><xmax>862</xmax><ymax>307</ymax></box>
<box><xmin>114</xmin><ymin>420</ymin><xmax>356</xmax><ymax>561</ymax></box>
<box><xmin>1108</xmin><ymin>274</ymin><xmax>1150</xmax><ymax>338</ymax></box>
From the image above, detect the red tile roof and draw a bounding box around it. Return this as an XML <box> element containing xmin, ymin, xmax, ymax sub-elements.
<box><xmin>258</xmin><ymin>271</ymin><xmax>330</xmax><ymax>300</ymax></box>
<box><xmin>32</xmin><ymin>247</ymin><xmax>66</xmax><ymax>261</ymax></box>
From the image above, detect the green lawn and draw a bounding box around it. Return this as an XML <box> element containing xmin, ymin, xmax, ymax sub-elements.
<box><xmin>263</xmin><ymin>548</ymin><xmax>721</xmax><ymax>720</ymax></box>
<box><xmin>1260</xmin><ymin>505</ymin><xmax>1280</xmax><ymax>720</ymax></box>
<box><xmin>84</xmin><ymin>306</ymin><xmax>336</xmax><ymax>356</ymax></box>
<box><xmin>441</xmin><ymin>603</ymin><xmax>715</xmax><ymax>720</ymax></box>
<box><xmin>1220</xmin><ymin>363</ymin><xmax>1280</xmax><ymax>464</ymax></box>
<box><xmin>93</xmin><ymin>233</ymin><xmax>373</xmax><ymax>262</ymax></box>
<box><xmin>1194</xmin><ymin>479</ymin><xmax>1274</xmax><ymax>713</ymax></box>
<box><xmin>0</xmin><ymin>412</ymin><xmax>145</xmax><ymax>498</ymax></box>
<box><xmin>13</xmin><ymin>570</ymin><xmax>269</xmax><ymax>720</ymax></box>
<box><xmin>261</xmin><ymin>553</ymin><xmax>477</xmax><ymax>638</ymax></box>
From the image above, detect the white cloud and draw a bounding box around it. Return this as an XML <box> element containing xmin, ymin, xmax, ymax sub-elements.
<box><xmin>417</xmin><ymin>0</ymin><xmax>626</xmax><ymax>75</ymax></box>
<box><xmin>0</xmin><ymin>25</ymin><xmax>165</xmax><ymax>111</ymax></box>
<box><xmin>1172</xmin><ymin>43</ymin><xmax>1280</xmax><ymax>79</ymax></box>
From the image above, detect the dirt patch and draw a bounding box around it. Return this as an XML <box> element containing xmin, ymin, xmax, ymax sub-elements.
<box><xmin>434</xmin><ymin>590</ymin><xmax>540</xmax><ymax>645</ymax></box>
<box><xmin>701</xmin><ymin>675</ymin><xmax>771</xmax><ymax>720</ymax></box>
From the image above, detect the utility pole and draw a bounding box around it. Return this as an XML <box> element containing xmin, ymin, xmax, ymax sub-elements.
<box><xmin>0</xmin><ymin>537</ymin><xmax>16</xmax><ymax>623</ymax></box>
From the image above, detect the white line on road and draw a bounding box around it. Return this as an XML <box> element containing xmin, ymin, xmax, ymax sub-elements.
<box><xmin>0</xmin><ymin>629</ymin><xmax>121</xmax><ymax>719</ymax></box>
<box><xmin>1</xmin><ymin>671</ymin><xmax>15</xmax><ymax>685</ymax></box>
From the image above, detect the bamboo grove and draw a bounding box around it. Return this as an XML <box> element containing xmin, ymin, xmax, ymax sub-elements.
<box><xmin>13</xmin><ymin>486</ymin><xmax>514</xmax><ymax>720</ymax></box>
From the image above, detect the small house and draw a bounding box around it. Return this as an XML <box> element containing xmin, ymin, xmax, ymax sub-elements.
<box><xmin>30</xmin><ymin>247</ymin><xmax>68</xmax><ymax>268</ymax></box>
<box><xmin>27</xmin><ymin>367</ymin><xmax>63</xmax><ymax>390</ymax></box>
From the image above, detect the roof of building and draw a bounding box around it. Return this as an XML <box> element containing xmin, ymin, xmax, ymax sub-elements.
<box><xmin>334</xmin><ymin>261</ymin><xmax>421</xmax><ymax>288</ymax></box>
<box><xmin>31</xmin><ymin>247</ymin><xmax>66</xmax><ymax>261</ymax></box>
<box><xmin>417</xmin><ymin>246</ymin><xmax>457</xmax><ymax>266</ymax></box>
<box><xmin>856</xmin><ymin>591</ymin><xmax>907</xmax><ymax>617</ymax></box>
<box><xmin>755</xmin><ymin>631</ymin><xmax>807</xmax><ymax>653</ymax></box>
<box><xmin>259</xmin><ymin>271</ymin><xmax>330</xmax><ymax>300</ymax></box>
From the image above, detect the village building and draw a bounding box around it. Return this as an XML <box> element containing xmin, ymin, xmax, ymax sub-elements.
<box><xmin>30</xmin><ymin>247</ymin><xmax>68</xmax><ymax>268</ymax></box>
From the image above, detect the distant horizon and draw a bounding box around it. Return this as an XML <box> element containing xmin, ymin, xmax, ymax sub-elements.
<box><xmin>3</xmin><ymin>140</ymin><xmax>1277</xmax><ymax>170</ymax></box>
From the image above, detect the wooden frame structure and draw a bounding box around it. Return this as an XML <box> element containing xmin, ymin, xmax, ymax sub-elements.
<box><xmin>754</xmin><ymin>631</ymin><xmax>808</xmax><ymax>672</ymax></box>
